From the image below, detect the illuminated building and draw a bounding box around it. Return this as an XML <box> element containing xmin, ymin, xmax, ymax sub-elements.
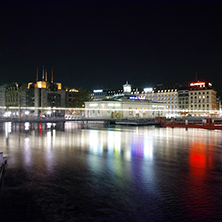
<box><xmin>153</xmin><ymin>85</ymin><xmax>179</xmax><ymax>111</ymax></box>
<box><xmin>2</xmin><ymin>67</ymin><xmax>83</xmax><ymax>116</ymax></box>
<box><xmin>141</xmin><ymin>84</ymin><xmax>181</xmax><ymax>118</ymax></box>
<box><xmin>91</xmin><ymin>82</ymin><xmax>141</xmax><ymax>101</ymax></box>
<box><xmin>65</xmin><ymin>88</ymin><xmax>79</xmax><ymax>107</ymax></box>
<box><xmin>0</xmin><ymin>84</ymin><xmax>7</xmax><ymax>115</ymax></box>
<box><xmin>188</xmin><ymin>81</ymin><xmax>217</xmax><ymax>112</ymax></box>
<box><xmin>141</xmin><ymin>87</ymin><xmax>158</xmax><ymax>106</ymax></box>
<box><xmin>65</xmin><ymin>87</ymin><xmax>90</xmax><ymax>108</ymax></box>
<box><xmin>123</xmin><ymin>81</ymin><xmax>132</xmax><ymax>93</ymax></box>
<box><xmin>5</xmin><ymin>83</ymin><xmax>30</xmax><ymax>107</ymax></box>
<box><xmin>4</xmin><ymin>82</ymin><xmax>33</xmax><ymax>117</ymax></box>
<box><xmin>85</xmin><ymin>94</ymin><xmax>167</xmax><ymax>118</ymax></box>
<box><xmin>91</xmin><ymin>89</ymin><xmax>117</xmax><ymax>101</ymax></box>
<box><xmin>27</xmin><ymin>67</ymin><xmax>66</xmax><ymax>115</ymax></box>
<box><xmin>178</xmin><ymin>89</ymin><xmax>189</xmax><ymax>110</ymax></box>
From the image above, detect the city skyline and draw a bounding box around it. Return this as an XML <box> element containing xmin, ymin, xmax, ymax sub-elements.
<box><xmin>1</xmin><ymin>0</ymin><xmax>222</xmax><ymax>95</ymax></box>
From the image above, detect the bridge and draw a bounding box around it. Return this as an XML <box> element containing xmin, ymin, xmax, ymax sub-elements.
<box><xmin>1</xmin><ymin>115</ymin><xmax>222</xmax><ymax>127</ymax></box>
<box><xmin>0</xmin><ymin>116</ymin><xmax>162</xmax><ymax>126</ymax></box>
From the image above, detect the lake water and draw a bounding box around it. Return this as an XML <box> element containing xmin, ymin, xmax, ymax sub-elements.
<box><xmin>0</xmin><ymin>122</ymin><xmax>222</xmax><ymax>222</ymax></box>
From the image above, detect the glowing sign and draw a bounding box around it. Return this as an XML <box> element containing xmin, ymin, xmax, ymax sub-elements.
<box><xmin>144</xmin><ymin>88</ymin><xmax>153</xmax><ymax>93</ymax></box>
<box><xmin>129</xmin><ymin>96</ymin><xmax>145</xmax><ymax>100</ymax></box>
<box><xmin>93</xmin><ymin>89</ymin><xmax>103</xmax><ymax>93</ymax></box>
<box><xmin>190</xmin><ymin>82</ymin><xmax>206</xmax><ymax>87</ymax></box>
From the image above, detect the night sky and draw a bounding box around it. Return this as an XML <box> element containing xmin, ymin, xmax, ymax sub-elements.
<box><xmin>1</xmin><ymin>0</ymin><xmax>222</xmax><ymax>95</ymax></box>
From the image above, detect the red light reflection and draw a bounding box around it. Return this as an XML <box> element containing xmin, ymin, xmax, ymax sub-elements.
<box><xmin>189</xmin><ymin>142</ymin><xmax>213</xmax><ymax>177</ymax></box>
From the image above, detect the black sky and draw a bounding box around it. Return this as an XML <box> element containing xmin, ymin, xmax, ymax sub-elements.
<box><xmin>1</xmin><ymin>0</ymin><xmax>222</xmax><ymax>95</ymax></box>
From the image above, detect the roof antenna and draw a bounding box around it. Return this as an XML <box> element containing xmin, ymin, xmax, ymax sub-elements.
<box><xmin>36</xmin><ymin>67</ymin><xmax>38</xmax><ymax>81</ymax></box>
<box><xmin>42</xmin><ymin>65</ymin><xmax>45</xmax><ymax>80</ymax></box>
<box><xmin>51</xmin><ymin>67</ymin><xmax>54</xmax><ymax>83</ymax></box>
<box><xmin>45</xmin><ymin>69</ymin><xmax>47</xmax><ymax>82</ymax></box>
<box><xmin>195</xmin><ymin>72</ymin><xmax>197</xmax><ymax>81</ymax></box>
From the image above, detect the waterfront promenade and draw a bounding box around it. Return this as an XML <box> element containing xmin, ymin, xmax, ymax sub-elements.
<box><xmin>0</xmin><ymin>116</ymin><xmax>161</xmax><ymax>126</ymax></box>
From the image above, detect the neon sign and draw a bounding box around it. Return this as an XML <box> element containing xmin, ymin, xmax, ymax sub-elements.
<box><xmin>129</xmin><ymin>96</ymin><xmax>145</xmax><ymax>100</ymax></box>
<box><xmin>93</xmin><ymin>89</ymin><xmax>103</xmax><ymax>93</ymax></box>
<box><xmin>190</xmin><ymin>82</ymin><xmax>206</xmax><ymax>87</ymax></box>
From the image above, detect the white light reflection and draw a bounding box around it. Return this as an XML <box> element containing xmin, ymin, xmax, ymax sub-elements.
<box><xmin>89</xmin><ymin>130</ymin><xmax>103</xmax><ymax>154</ymax></box>
<box><xmin>143</xmin><ymin>136</ymin><xmax>153</xmax><ymax>160</ymax></box>
<box><xmin>107</xmin><ymin>131</ymin><xmax>114</xmax><ymax>154</ymax></box>
<box><xmin>24</xmin><ymin>138</ymin><xmax>31</xmax><ymax>167</ymax></box>
<box><xmin>87</xmin><ymin>130</ymin><xmax>104</xmax><ymax>174</ymax></box>
<box><xmin>5</xmin><ymin>122</ymin><xmax>12</xmax><ymax>141</ymax></box>
<box><xmin>47</xmin><ymin>123</ymin><xmax>52</xmax><ymax>128</ymax></box>
<box><xmin>45</xmin><ymin>131</ymin><xmax>54</xmax><ymax>172</ymax></box>
<box><xmin>81</xmin><ymin>130</ymin><xmax>85</xmax><ymax>147</ymax></box>
<box><xmin>114</xmin><ymin>132</ymin><xmax>121</xmax><ymax>153</ymax></box>
<box><xmin>107</xmin><ymin>130</ymin><xmax>122</xmax><ymax>155</ymax></box>
<box><xmin>24</xmin><ymin>122</ymin><xmax>30</xmax><ymax>130</ymax></box>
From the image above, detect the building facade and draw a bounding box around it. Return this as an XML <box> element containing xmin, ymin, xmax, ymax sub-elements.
<box><xmin>91</xmin><ymin>82</ymin><xmax>141</xmax><ymax>101</ymax></box>
<box><xmin>178</xmin><ymin>89</ymin><xmax>189</xmax><ymax>110</ymax></box>
<box><xmin>188</xmin><ymin>81</ymin><xmax>217</xmax><ymax>114</ymax></box>
<box><xmin>85</xmin><ymin>94</ymin><xmax>166</xmax><ymax>119</ymax></box>
<box><xmin>141</xmin><ymin>84</ymin><xmax>180</xmax><ymax>117</ymax></box>
<box><xmin>0</xmin><ymin>84</ymin><xmax>7</xmax><ymax>115</ymax></box>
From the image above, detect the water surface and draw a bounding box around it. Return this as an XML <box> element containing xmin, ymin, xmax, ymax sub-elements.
<box><xmin>0</xmin><ymin>122</ymin><xmax>222</xmax><ymax>222</ymax></box>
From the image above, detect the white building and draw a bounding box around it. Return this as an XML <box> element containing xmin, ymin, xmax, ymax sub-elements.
<box><xmin>141</xmin><ymin>85</ymin><xmax>179</xmax><ymax>118</ymax></box>
<box><xmin>85</xmin><ymin>94</ymin><xmax>166</xmax><ymax>119</ymax></box>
